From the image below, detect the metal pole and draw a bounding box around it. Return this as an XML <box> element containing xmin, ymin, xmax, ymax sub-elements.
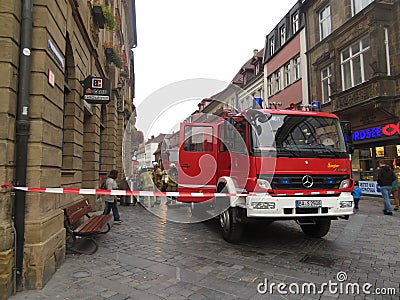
<box><xmin>15</xmin><ymin>0</ymin><xmax>34</xmax><ymax>290</ymax></box>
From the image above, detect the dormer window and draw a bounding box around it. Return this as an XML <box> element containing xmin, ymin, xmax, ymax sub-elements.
<box><xmin>280</xmin><ymin>25</ymin><xmax>286</xmax><ymax>46</ymax></box>
<box><xmin>292</xmin><ymin>12</ymin><xmax>299</xmax><ymax>33</ymax></box>
<box><xmin>269</xmin><ymin>37</ymin><xmax>275</xmax><ymax>56</ymax></box>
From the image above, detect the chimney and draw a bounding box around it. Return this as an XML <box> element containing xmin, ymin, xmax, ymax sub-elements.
<box><xmin>253</xmin><ymin>49</ymin><xmax>258</xmax><ymax>56</ymax></box>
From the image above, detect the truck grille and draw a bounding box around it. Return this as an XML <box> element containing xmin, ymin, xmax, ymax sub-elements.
<box><xmin>264</xmin><ymin>174</ymin><xmax>349</xmax><ymax>190</ymax></box>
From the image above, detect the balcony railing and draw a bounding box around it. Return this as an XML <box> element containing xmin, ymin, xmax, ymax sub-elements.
<box><xmin>332</xmin><ymin>75</ymin><xmax>397</xmax><ymax>112</ymax></box>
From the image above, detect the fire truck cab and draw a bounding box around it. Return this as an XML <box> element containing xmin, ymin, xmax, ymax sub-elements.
<box><xmin>178</xmin><ymin>108</ymin><xmax>354</xmax><ymax>243</ymax></box>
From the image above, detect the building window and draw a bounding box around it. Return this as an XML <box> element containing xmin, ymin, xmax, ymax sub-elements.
<box><xmin>319</xmin><ymin>5</ymin><xmax>331</xmax><ymax>40</ymax></box>
<box><xmin>284</xmin><ymin>63</ymin><xmax>291</xmax><ymax>87</ymax></box>
<box><xmin>269</xmin><ymin>37</ymin><xmax>275</xmax><ymax>56</ymax></box>
<box><xmin>352</xmin><ymin>0</ymin><xmax>373</xmax><ymax>15</ymax></box>
<box><xmin>275</xmin><ymin>71</ymin><xmax>281</xmax><ymax>93</ymax></box>
<box><xmin>280</xmin><ymin>25</ymin><xmax>286</xmax><ymax>46</ymax></box>
<box><xmin>292</xmin><ymin>12</ymin><xmax>299</xmax><ymax>33</ymax></box>
<box><xmin>384</xmin><ymin>27</ymin><xmax>391</xmax><ymax>76</ymax></box>
<box><xmin>267</xmin><ymin>76</ymin><xmax>274</xmax><ymax>96</ymax></box>
<box><xmin>293</xmin><ymin>55</ymin><xmax>300</xmax><ymax>81</ymax></box>
<box><xmin>341</xmin><ymin>37</ymin><xmax>371</xmax><ymax>90</ymax></box>
<box><xmin>321</xmin><ymin>66</ymin><xmax>331</xmax><ymax>104</ymax></box>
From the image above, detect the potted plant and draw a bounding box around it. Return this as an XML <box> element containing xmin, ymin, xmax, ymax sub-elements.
<box><xmin>103</xmin><ymin>42</ymin><xmax>123</xmax><ymax>69</ymax></box>
<box><xmin>91</xmin><ymin>0</ymin><xmax>116</xmax><ymax>30</ymax></box>
<box><xmin>91</xmin><ymin>4</ymin><xmax>105</xmax><ymax>29</ymax></box>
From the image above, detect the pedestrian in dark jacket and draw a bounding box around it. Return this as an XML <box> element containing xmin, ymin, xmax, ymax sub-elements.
<box><xmin>377</xmin><ymin>161</ymin><xmax>396</xmax><ymax>215</ymax></box>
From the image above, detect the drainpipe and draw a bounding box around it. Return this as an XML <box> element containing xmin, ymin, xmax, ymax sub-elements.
<box><xmin>14</xmin><ymin>0</ymin><xmax>33</xmax><ymax>290</ymax></box>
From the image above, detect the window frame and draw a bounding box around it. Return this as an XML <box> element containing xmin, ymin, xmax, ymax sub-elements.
<box><xmin>284</xmin><ymin>62</ymin><xmax>291</xmax><ymax>87</ymax></box>
<box><xmin>275</xmin><ymin>70</ymin><xmax>281</xmax><ymax>93</ymax></box>
<box><xmin>292</xmin><ymin>12</ymin><xmax>299</xmax><ymax>34</ymax></box>
<box><xmin>269</xmin><ymin>37</ymin><xmax>275</xmax><ymax>56</ymax></box>
<box><xmin>352</xmin><ymin>0</ymin><xmax>373</xmax><ymax>16</ymax></box>
<box><xmin>340</xmin><ymin>37</ymin><xmax>371</xmax><ymax>91</ymax></box>
<box><xmin>267</xmin><ymin>75</ymin><xmax>274</xmax><ymax>97</ymax></box>
<box><xmin>280</xmin><ymin>25</ymin><xmax>286</xmax><ymax>46</ymax></box>
<box><xmin>319</xmin><ymin>5</ymin><xmax>331</xmax><ymax>41</ymax></box>
<box><xmin>293</xmin><ymin>55</ymin><xmax>301</xmax><ymax>81</ymax></box>
<box><xmin>321</xmin><ymin>65</ymin><xmax>332</xmax><ymax>104</ymax></box>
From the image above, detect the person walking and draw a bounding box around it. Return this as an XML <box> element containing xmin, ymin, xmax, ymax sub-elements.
<box><xmin>102</xmin><ymin>169</ymin><xmax>122</xmax><ymax>224</ymax></box>
<box><xmin>390</xmin><ymin>165</ymin><xmax>399</xmax><ymax>211</ymax></box>
<box><xmin>377</xmin><ymin>161</ymin><xmax>396</xmax><ymax>215</ymax></box>
<box><xmin>166</xmin><ymin>163</ymin><xmax>178</xmax><ymax>205</ymax></box>
<box><xmin>352</xmin><ymin>181</ymin><xmax>362</xmax><ymax>210</ymax></box>
<box><xmin>152</xmin><ymin>162</ymin><xmax>163</xmax><ymax>205</ymax></box>
<box><xmin>139</xmin><ymin>166</ymin><xmax>155</xmax><ymax>207</ymax></box>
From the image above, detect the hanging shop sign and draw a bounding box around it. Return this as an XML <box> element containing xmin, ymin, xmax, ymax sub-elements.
<box><xmin>82</xmin><ymin>76</ymin><xmax>110</xmax><ymax>104</ymax></box>
<box><xmin>352</xmin><ymin>122</ymin><xmax>400</xmax><ymax>142</ymax></box>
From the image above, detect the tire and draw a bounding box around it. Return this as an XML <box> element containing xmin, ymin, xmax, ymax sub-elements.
<box><xmin>219</xmin><ymin>207</ymin><xmax>243</xmax><ymax>243</ymax></box>
<box><xmin>300</xmin><ymin>218</ymin><xmax>331</xmax><ymax>238</ymax></box>
<box><xmin>214</xmin><ymin>185</ymin><xmax>230</xmax><ymax>216</ymax></box>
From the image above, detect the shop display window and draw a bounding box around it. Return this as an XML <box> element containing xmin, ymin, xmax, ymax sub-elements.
<box><xmin>352</xmin><ymin>144</ymin><xmax>398</xmax><ymax>181</ymax></box>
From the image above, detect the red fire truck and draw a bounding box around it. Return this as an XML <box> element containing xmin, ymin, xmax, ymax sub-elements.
<box><xmin>177</xmin><ymin>108</ymin><xmax>354</xmax><ymax>242</ymax></box>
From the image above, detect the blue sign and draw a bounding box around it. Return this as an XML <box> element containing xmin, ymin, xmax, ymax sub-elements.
<box><xmin>47</xmin><ymin>39</ymin><xmax>65</xmax><ymax>68</ymax></box>
<box><xmin>253</xmin><ymin>98</ymin><xmax>262</xmax><ymax>108</ymax></box>
<box><xmin>359</xmin><ymin>181</ymin><xmax>381</xmax><ymax>195</ymax></box>
<box><xmin>352</xmin><ymin>127</ymin><xmax>382</xmax><ymax>141</ymax></box>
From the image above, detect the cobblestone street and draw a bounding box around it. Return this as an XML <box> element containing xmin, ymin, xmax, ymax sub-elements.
<box><xmin>10</xmin><ymin>197</ymin><xmax>400</xmax><ymax>300</ymax></box>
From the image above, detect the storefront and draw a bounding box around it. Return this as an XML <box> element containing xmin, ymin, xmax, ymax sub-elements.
<box><xmin>351</xmin><ymin>121</ymin><xmax>400</xmax><ymax>195</ymax></box>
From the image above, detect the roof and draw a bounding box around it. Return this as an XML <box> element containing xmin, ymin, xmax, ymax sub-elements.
<box><xmin>146</xmin><ymin>134</ymin><xmax>166</xmax><ymax>144</ymax></box>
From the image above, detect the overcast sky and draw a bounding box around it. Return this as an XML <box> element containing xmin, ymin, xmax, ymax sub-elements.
<box><xmin>133</xmin><ymin>0</ymin><xmax>297</xmax><ymax>138</ymax></box>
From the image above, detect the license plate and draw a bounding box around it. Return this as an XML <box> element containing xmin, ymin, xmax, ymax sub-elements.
<box><xmin>295</xmin><ymin>200</ymin><xmax>322</xmax><ymax>208</ymax></box>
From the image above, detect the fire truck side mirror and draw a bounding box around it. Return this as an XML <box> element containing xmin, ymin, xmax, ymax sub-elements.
<box><xmin>225</xmin><ymin>118</ymin><xmax>235</xmax><ymax>140</ymax></box>
<box><xmin>340</xmin><ymin>121</ymin><xmax>354</xmax><ymax>154</ymax></box>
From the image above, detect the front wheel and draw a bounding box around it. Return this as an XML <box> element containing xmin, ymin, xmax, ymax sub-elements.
<box><xmin>219</xmin><ymin>207</ymin><xmax>243</xmax><ymax>243</ymax></box>
<box><xmin>300</xmin><ymin>218</ymin><xmax>331</xmax><ymax>238</ymax></box>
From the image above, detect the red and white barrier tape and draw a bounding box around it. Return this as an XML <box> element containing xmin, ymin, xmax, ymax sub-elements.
<box><xmin>1</xmin><ymin>183</ymin><xmax>338</xmax><ymax>197</ymax></box>
<box><xmin>1</xmin><ymin>184</ymin><xmax>250</xmax><ymax>197</ymax></box>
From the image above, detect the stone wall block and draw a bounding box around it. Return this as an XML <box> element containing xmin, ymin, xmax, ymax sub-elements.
<box><xmin>0</xmin><ymin>248</ymin><xmax>13</xmax><ymax>300</ymax></box>
<box><xmin>25</xmin><ymin>227</ymin><xmax>65</xmax><ymax>289</ymax></box>
<box><xmin>0</xmin><ymin>224</ymin><xmax>14</xmax><ymax>251</ymax></box>
<box><xmin>25</xmin><ymin>210</ymin><xmax>64</xmax><ymax>248</ymax></box>
<box><xmin>0</xmin><ymin>8</ymin><xmax>20</xmax><ymax>44</ymax></box>
<box><xmin>0</xmin><ymin>88</ymin><xmax>17</xmax><ymax>116</ymax></box>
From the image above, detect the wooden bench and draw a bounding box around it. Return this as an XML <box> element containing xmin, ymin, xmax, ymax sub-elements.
<box><xmin>64</xmin><ymin>199</ymin><xmax>112</xmax><ymax>254</ymax></box>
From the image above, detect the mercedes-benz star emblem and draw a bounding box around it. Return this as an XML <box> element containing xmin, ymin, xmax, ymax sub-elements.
<box><xmin>302</xmin><ymin>175</ymin><xmax>314</xmax><ymax>188</ymax></box>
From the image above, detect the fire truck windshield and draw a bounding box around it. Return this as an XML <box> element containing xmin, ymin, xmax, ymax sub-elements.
<box><xmin>168</xmin><ymin>149</ymin><xmax>179</xmax><ymax>162</ymax></box>
<box><xmin>251</xmin><ymin>114</ymin><xmax>348</xmax><ymax>158</ymax></box>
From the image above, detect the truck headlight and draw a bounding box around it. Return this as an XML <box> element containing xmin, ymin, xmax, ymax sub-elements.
<box><xmin>339</xmin><ymin>179</ymin><xmax>351</xmax><ymax>189</ymax></box>
<box><xmin>257</xmin><ymin>179</ymin><xmax>271</xmax><ymax>189</ymax></box>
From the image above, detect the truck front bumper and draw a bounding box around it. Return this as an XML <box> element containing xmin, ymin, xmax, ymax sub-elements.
<box><xmin>245</xmin><ymin>192</ymin><xmax>354</xmax><ymax>218</ymax></box>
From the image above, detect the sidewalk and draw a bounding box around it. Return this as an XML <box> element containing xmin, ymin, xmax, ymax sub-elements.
<box><xmin>8</xmin><ymin>196</ymin><xmax>400</xmax><ymax>300</ymax></box>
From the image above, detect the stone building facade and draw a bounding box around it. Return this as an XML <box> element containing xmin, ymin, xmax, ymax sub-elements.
<box><xmin>301</xmin><ymin>0</ymin><xmax>400</xmax><ymax>180</ymax></box>
<box><xmin>0</xmin><ymin>0</ymin><xmax>137</xmax><ymax>298</ymax></box>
